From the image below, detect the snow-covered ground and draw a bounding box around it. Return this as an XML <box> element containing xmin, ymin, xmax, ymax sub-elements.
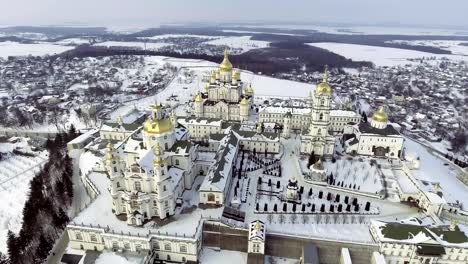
<box><xmin>0</xmin><ymin>41</ymin><xmax>74</xmax><ymax>58</ymax></box>
<box><xmin>204</xmin><ymin>36</ymin><xmax>270</xmax><ymax>52</ymax></box>
<box><xmin>0</xmin><ymin>138</ymin><xmax>48</xmax><ymax>254</ymax></box>
<box><xmin>308</xmin><ymin>42</ymin><xmax>468</xmax><ymax>66</ymax></box>
<box><xmin>95</xmin><ymin>251</ymin><xmax>143</xmax><ymax>264</ymax></box>
<box><xmin>55</xmin><ymin>38</ymin><xmax>93</xmax><ymax>45</ymax></box>
<box><xmin>199</xmin><ymin>247</ymin><xmax>247</xmax><ymax>264</ymax></box>
<box><xmin>403</xmin><ymin>137</ymin><xmax>468</xmax><ymax>205</ymax></box>
<box><xmin>386</xmin><ymin>40</ymin><xmax>468</xmax><ymax>56</ymax></box>
<box><xmin>94</xmin><ymin>41</ymin><xmax>172</xmax><ymax>50</ymax></box>
<box><xmin>221</xmin><ymin>29</ymin><xmax>304</xmax><ymax>36</ymax></box>
<box><xmin>238</xmin><ymin>24</ymin><xmax>468</xmax><ymax>36</ymax></box>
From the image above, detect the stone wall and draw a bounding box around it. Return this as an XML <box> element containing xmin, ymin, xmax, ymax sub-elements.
<box><xmin>202</xmin><ymin>222</ymin><xmax>378</xmax><ymax>264</ymax></box>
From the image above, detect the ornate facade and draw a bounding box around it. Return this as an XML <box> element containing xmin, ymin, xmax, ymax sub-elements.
<box><xmin>192</xmin><ymin>50</ymin><xmax>253</xmax><ymax>121</ymax></box>
<box><xmin>344</xmin><ymin>106</ymin><xmax>404</xmax><ymax>159</ymax></box>
<box><xmin>300</xmin><ymin>70</ymin><xmax>336</xmax><ymax>156</ymax></box>
<box><xmin>105</xmin><ymin>103</ymin><xmax>195</xmax><ymax>226</ymax></box>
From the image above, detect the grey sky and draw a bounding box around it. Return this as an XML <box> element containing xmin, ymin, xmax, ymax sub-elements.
<box><xmin>0</xmin><ymin>0</ymin><xmax>467</xmax><ymax>28</ymax></box>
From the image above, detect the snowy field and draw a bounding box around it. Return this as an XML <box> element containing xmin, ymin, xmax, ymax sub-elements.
<box><xmin>0</xmin><ymin>41</ymin><xmax>74</xmax><ymax>58</ymax></box>
<box><xmin>94</xmin><ymin>41</ymin><xmax>172</xmax><ymax>50</ymax></box>
<box><xmin>387</xmin><ymin>40</ymin><xmax>468</xmax><ymax>56</ymax></box>
<box><xmin>199</xmin><ymin>247</ymin><xmax>247</xmax><ymax>264</ymax></box>
<box><xmin>308</xmin><ymin>42</ymin><xmax>468</xmax><ymax>66</ymax></box>
<box><xmin>221</xmin><ymin>29</ymin><xmax>304</xmax><ymax>36</ymax></box>
<box><xmin>54</xmin><ymin>38</ymin><xmax>93</xmax><ymax>45</ymax></box>
<box><xmin>0</xmin><ymin>138</ymin><xmax>48</xmax><ymax>254</ymax></box>
<box><xmin>204</xmin><ymin>36</ymin><xmax>270</xmax><ymax>52</ymax></box>
<box><xmin>238</xmin><ymin>24</ymin><xmax>468</xmax><ymax>36</ymax></box>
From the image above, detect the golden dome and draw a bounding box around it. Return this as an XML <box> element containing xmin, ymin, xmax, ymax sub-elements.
<box><xmin>372</xmin><ymin>106</ymin><xmax>388</xmax><ymax>123</ymax></box>
<box><xmin>219</xmin><ymin>49</ymin><xmax>233</xmax><ymax>72</ymax></box>
<box><xmin>245</xmin><ymin>84</ymin><xmax>254</xmax><ymax>94</ymax></box>
<box><xmin>240</xmin><ymin>97</ymin><xmax>248</xmax><ymax>105</ymax></box>
<box><xmin>194</xmin><ymin>93</ymin><xmax>203</xmax><ymax>103</ymax></box>
<box><xmin>316</xmin><ymin>68</ymin><xmax>332</xmax><ymax>95</ymax></box>
<box><xmin>143</xmin><ymin>118</ymin><xmax>173</xmax><ymax>135</ymax></box>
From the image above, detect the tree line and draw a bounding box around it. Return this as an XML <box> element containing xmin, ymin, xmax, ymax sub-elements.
<box><xmin>1</xmin><ymin>127</ymin><xmax>77</xmax><ymax>264</ymax></box>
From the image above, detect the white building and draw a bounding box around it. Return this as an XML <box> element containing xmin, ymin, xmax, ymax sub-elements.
<box><xmin>192</xmin><ymin>50</ymin><xmax>253</xmax><ymax>121</ymax></box>
<box><xmin>344</xmin><ymin>106</ymin><xmax>404</xmax><ymax>159</ymax></box>
<box><xmin>258</xmin><ymin>106</ymin><xmax>360</xmax><ymax>134</ymax></box>
<box><xmin>370</xmin><ymin>220</ymin><xmax>468</xmax><ymax>264</ymax></box>
<box><xmin>106</xmin><ymin>103</ymin><xmax>196</xmax><ymax>225</ymax></box>
<box><xmin>301</xmin><ymin>69</ymin><xmax>336</xmax><ymax>156</ymax></box>
<box><xmin>199</xmin><ymin>132</ymin><xmax>239</xmax><ymax>205</ymax></box>
<box><xmin>248</xmin><ymin>220</ymin><xmax>266</xmax><ymax>255</ymax></box>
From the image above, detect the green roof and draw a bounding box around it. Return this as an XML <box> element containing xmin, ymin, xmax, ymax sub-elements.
<box><xmin>380</xmin><ymin>223</ymin><xmax>433</xmax><ymax>240</ymax></box>
<box><xmin>381</xmin><ymin>222</ymin><xmax>468</xmax><ymax>244</ymax></box>
<box><xmin>429</xmin><ymin>227</ymin><xmax>468</xmax><ymax>244</ymax></box>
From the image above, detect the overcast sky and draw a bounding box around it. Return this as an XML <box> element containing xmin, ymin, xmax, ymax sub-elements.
<box><xmin>1</xmin><ymin>0</ymin><xmax>467</xmax><ymax>28</ymax></box>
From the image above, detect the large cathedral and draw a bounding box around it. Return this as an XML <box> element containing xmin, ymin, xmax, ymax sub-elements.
<box><xmin>300</xmin><ymin>70</ymin><xmax>336</xmax><ymax>156</ymax></box>
<box><xmin>193</xmin><ymin>49</ymin><xmax>254</xmax><ymax>121</ymax></box>
<box><xmin>105</xmin><ymin>104</ymin><xmax>195</xmax><ymax>226</ymax></box>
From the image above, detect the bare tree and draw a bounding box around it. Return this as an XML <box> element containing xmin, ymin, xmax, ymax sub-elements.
<box><xmin>301</xmin><ymin>214</ymin><xmax>309</xmax><ymax>224</ymax></box>
<box><xmin>315</xmin><ymin>214</ymin><xmax>321</xmax><ymax>224</ymax></box>
<box><xmin>278</xmin><ymin>214</ymin><xmax>286</xmax><ymax>224</ymax></box>
<box><xmin>267</xmin><ymin>214</ymin><xmax>274</xmax><ymax>224</ymax></box>
<box><xmin>290</xmin><ymin>214</ymin><xmax>297</xmax><ymax>224</ymax></box>
<box><xmin>333</xmin><ymin>214</ymin><xmax>339</xmax><ymax>224</ymax></box>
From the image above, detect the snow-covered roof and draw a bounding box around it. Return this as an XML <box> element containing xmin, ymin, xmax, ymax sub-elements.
<box><xmin>200</xmin><ymin>132</ymin><xmax>239</xmax><ymax>193</ymax></box>
<box><xmin>424</xmin><ymin>191</ymin><xmax>446</xmax><ymax>205</ymax></box>
<box><xmin>330</xmin><ymin>110</ymin><xmax>359</xmax><ymax>118</ymax></box>
<box><xmin>371</xmin><ymin>220</ymin><xmax>468</xmax><ymax>247</ymax></box>
<box><xmin>178</xmin><ymin>117</ymin><xmax>223</xmax><ymax>127</ymax></box>
<box><xmin>67</xmin><ymin>129</ymin><xmax>99</xmax><ymax>145</ymax></box>
<box><xmin>249</xmin><ymin>220</ymin><xmax>265</xmax><ymax>241</ymax></box>
<box><xmin>259</xmin><ymin>106</ymin><xmax>309</xmax><ymax>115</ymax></box>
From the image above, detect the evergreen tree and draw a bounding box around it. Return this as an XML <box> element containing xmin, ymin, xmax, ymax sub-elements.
<box><xmin>7</xmin><ymin>231</ymin><xmax>18</xmax><ymax>263</ymax></box>
<box><xmin>283</xmin><ymin>203</ymin><xmax>287</xmax><ymax>212</ymax></box>
<box><xmin>0</xmin><ymin>252</ymin><xmax>9</xmax><ymax>264</ymax></box>
<box><xmin>264</xmin><ymin>203</ymin><xmax>268</xmax><ymax>211</ymax></box>
<box><xmin>274</xmin><ymin>204</ymin><xmax>277</xmax><ymax>212</ymax></box>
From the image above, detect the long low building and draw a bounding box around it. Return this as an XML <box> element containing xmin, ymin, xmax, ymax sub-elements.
<box><xmin>370</xmin><ymin>219</ymin><xmax>468</xmax><ymax>264</ymax></box>
<box><xmin>258</xmin><ymin>106</ymin><xmax>360</xmax><ymax>134</ymax></box>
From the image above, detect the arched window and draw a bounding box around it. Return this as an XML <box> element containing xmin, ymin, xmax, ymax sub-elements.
<box><xmin>163</xmin><ymin>185</ymin><xmax>167</xmax><ymax>192</ymax></box>
<box><xmin>90</xmin><ymin>234</ymin><xmax>97</xmax><ymax>242</ymax></box>
<box><xmin>175</xmin><ymin>159</ymin><xmax>179</xmax><ymax>166</ymax></box>
<box><xmin>75</xmin><ymin>232</ymin><xmax>83</xmax><ymax>240</ymax></box>
<box><xmin>113</xmin><ymin>167</ymin><xmax>117</xmax><ymax>173</ymax></box>
<box><xmin>134</xmin><ymin>181</ymin><xmax>142</xmax><ymax>191</ymax></box>
<box><xmin>319</xmin><ymin>113</ymin><xmax>323</xmax><ymax>120</ymax></box>
<box><xmin>153</xmin><ymin>243</ymin><xmax>160</xmax><ymax>250</ymax></box>
<box><xmin>321</xmin><ymin>99</ymin><xmax>325</xmax><ymax>105</ymax></box>
<box><xmin>180</xmin><ymin>244</ymin><xmax>187</xmax><ymax>253</ymax></box>
<box><xmin>164</xmin><ymin>243</ymin><xmax>172</xmax><ymax>251</ymax></box>
<box><xmin>318</xmin><ymin>128</ymin><xmax>322</xmax><ymax>136</ymax></box>
<box><xmin>116</xmin><ymin>182</ymin><xmax>120</xmax><ymax>188</ymax></box>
